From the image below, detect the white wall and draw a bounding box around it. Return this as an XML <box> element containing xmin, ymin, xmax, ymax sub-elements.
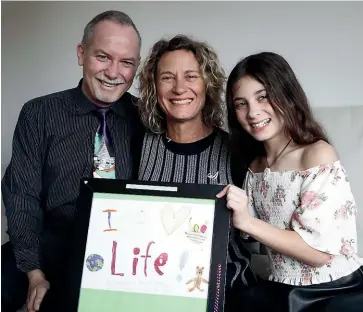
<box><xmin>1</xmin><ymin>1</ymin><xmax>363</xmax><ymax>166</ymax></box>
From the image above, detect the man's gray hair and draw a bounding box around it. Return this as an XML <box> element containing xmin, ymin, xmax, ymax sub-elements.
<box><xmin>81</xmin><ymin>10</ymin><xmax>141</xmax><ymax>47</ymax></box>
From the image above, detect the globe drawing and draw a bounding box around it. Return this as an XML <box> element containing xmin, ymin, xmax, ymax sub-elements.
<box><xmin>86</xmin><ymin>254</ymin><xmax>104</xmax><ymax>272</ymax></box>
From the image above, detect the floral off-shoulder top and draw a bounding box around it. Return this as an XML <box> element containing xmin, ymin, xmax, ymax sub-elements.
<box><xmin>245</xmin><ymin>160</ymin><xmax>362</xmax><ymax>286</ymax></box>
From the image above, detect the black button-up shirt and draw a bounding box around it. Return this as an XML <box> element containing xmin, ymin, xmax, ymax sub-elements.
<box><xmin>2</xmin><ymin>80</ymin><xmax>144</xmax><ymax>273</ymax></box>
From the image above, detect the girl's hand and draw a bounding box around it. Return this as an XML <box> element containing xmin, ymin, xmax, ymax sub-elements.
<box><xmin>216</xmin><ymin>185</ymin><xmax>252</xmax><ymax>231</ymax></box>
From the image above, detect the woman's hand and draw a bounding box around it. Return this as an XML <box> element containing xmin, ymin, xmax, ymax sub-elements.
<box><xmin>216</xmin><ymin>185</ymin><xmax>253</xmax><ymax>231</ymax></box>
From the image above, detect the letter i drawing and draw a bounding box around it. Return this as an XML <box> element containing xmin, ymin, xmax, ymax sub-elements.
<box><xmin>103</xmin><ymin>209</ymin><xmax>117</xmax><ymax>232</ymax></box>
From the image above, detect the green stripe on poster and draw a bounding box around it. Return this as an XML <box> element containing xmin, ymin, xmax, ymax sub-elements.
<box><xmin>94</xmin><ymin>192</ymin><xmax>215</xmax><ymax>205</ymax></box>
<box><xmin>78</xmin><ymin>288</ymin><xmax>207</xmax><ymax>312</ymax></box>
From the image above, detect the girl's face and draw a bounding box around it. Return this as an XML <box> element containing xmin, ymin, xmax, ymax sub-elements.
<box><xmin>232</xmin><ymin>75</ymin><xmax>284</xmax><ymax>142</ymax></box>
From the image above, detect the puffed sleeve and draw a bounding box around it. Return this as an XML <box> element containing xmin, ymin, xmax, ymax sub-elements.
<box><xmin>291</xmin><ymin>161</ymin><xmax>358</xmax><ymax>257</ymax></box>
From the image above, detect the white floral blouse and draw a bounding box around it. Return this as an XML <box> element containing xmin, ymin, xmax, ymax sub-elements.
<box><xmin>245</xmin><ymin>160</ymin><xmax>362</xmax><ymax>286</ymax></box>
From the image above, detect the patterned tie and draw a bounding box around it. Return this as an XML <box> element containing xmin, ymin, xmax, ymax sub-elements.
<box><xmin>93</xmin><ymin>108</ymin><xmax>115</xmax><ymax>179</ymax></box>
<box><xmin>95</xmin><ymin>108</ymin><xmax>114</xmax><ymax>156</ymax></box>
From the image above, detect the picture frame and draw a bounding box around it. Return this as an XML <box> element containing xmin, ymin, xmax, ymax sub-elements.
<box><xmin>67</xmin><ymin>178</ymin><xmax>231</xmax><ymax>312</ymax></box>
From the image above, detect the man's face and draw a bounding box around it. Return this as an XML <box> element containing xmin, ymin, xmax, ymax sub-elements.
<box><xmin>77</xmin><ymin>20</ymin><xmax>140</xmax><ymax>106</ymax></box>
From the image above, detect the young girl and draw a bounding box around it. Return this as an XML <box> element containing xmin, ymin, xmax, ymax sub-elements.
<box><xmin>217</xmin><ymin>52</ymin><xmax>363</xmax><ymax>311</ymax></box>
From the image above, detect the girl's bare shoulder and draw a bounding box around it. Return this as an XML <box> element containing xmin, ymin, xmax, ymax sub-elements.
<box><xmin>301</xmin><ymin>140</ymin><xmax>339</xmax><ymax>169</ymax></box>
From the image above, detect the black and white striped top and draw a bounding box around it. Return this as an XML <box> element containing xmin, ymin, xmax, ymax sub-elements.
<box><xmin>138</xmin><ymin>129</ymin><xmax>232</xmax><ymax>184</ymax></box>
<box><xmin>138</xmin><ymin>129</ymin><xmax>257</xmax><ymax>289</ymax></box>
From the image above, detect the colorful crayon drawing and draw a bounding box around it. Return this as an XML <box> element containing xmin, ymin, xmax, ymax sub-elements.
<box><xmin>86</xmin><ymin>254</ymin><xmax>104</xmax><ymax>272</ymax></box>
<box><xmin>160</xmin><ymin>204</ymin><xmax>191</xmax><ymax>235</ymax></box>
<box><xmin>185</xmin><ymin>218</ymin><xmax>208</xmax><ymax>244</ymax></box>
<box><xmin>185</xmin><ymin>265</ymin><xmax>209</xmax><ymax>292</ymax></box>
<box><xmin>176</xmin><ymin>250</ymin><xmax>190</xmax><ymax>282</ymax></box>
<box><xmin>103</xmin><ymin>209</ymin><xmax>117</xmax><ymax>232</ymax></box>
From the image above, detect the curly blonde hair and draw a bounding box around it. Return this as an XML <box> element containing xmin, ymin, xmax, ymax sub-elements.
<box><xmin>137</xmin><ymin>35</ymin><xmax>226</xmax><ymax>134</ymax></box>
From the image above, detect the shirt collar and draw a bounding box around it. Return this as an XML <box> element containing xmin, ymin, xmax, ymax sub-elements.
<box><xmin>72</xmin><ymin>79</ymin><xmax>129</xmax><ymax>118</ymax></box>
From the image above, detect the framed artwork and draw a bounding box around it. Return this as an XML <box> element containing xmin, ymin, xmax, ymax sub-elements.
<box><xmin>68</xmin><ymin>178</ymin><xmax>230</xmax><ymax>312</ymax></box>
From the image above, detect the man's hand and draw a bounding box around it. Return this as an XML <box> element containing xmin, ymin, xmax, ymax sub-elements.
<box><xmin>26</xmin><ymin>269</ymin><xmax>50</xmax><ymax>312</ymax></box>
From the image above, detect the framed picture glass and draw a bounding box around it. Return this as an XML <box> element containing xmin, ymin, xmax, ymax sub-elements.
<box><xmin>68</xmin><ymin>178</ymin><xmax>230</xmax><ymax>312</ymax></box>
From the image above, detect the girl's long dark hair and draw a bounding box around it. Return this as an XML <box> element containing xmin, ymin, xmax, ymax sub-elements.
<box><xmin>226</xmin><ymin>52</ymin><xmax>329</xmax><ymax>167</ymax></box>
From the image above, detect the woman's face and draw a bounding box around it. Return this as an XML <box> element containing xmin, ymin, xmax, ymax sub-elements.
<box><xmin>156</xmin><ymin>49</ymin><xmax>206</xmax><ymax>125</ymax></box>
<box><xmin>232</xmin><ymin>75</ymin><xmax>284</xmax><ymax>142</ymax></box>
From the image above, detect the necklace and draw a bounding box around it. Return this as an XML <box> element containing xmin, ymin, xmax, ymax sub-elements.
<box><xmin>263</xmin><ymin>138</ymin><xmax>292</xmax><ymax>180</ymax></box>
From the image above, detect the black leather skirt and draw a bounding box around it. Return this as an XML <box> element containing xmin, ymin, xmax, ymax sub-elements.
<box><xmin>231</xmin><ymin>267</ymin><xmax>363</xmax><ymax>312</ymax></box>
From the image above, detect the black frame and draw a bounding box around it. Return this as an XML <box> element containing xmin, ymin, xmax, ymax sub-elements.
<box><xmin>66</xmin><ymin>178</ymin><xmax>231</xmax><ymax>312</ymax></box>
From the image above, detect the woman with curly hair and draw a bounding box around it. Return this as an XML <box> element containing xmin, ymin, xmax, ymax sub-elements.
<box><xmin>136</xmin><ymin>34</ymin><xmax>257</xmax><ymax>309</ymax></box>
